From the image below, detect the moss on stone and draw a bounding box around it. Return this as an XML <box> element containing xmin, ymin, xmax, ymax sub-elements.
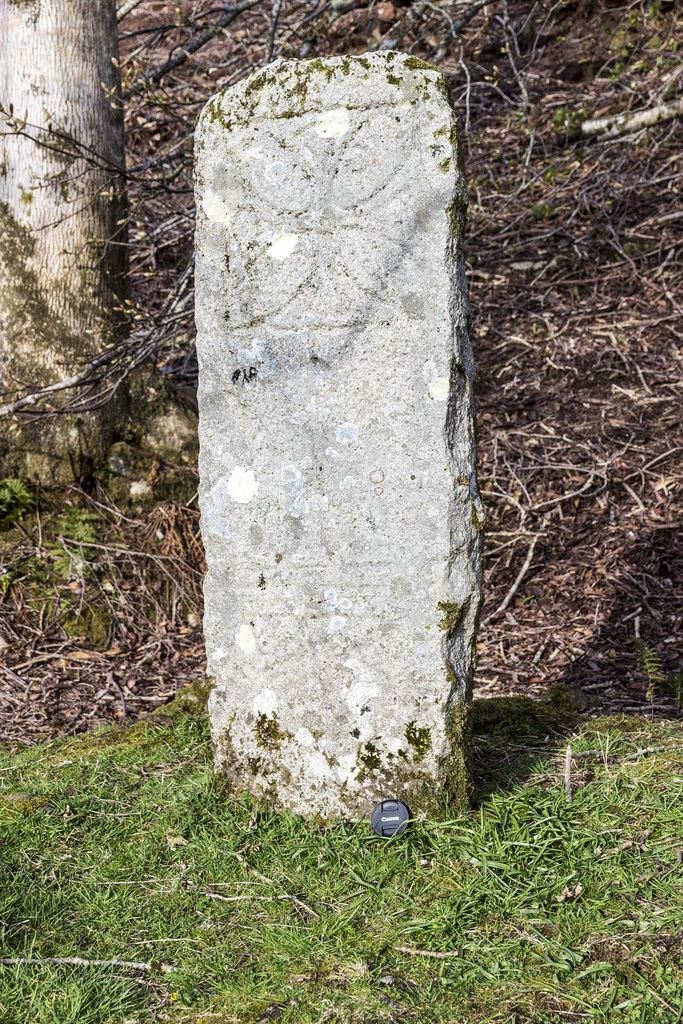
<box><xmin>441</xmin><ymin>693</ymin><xmax>473</xmax><ymax>811</ymax></box>
<box><xmin>434</xmin><ymin>124</ymin><xmax>460</xmax><ymax>150</ymax></box>
<box><xmin>437</xmin><ymin>599</ymin><xmax>467</xmax><ymax>635</ymax></box>
<box><xmin>404</xmin><ymin>721</ymin><xmax>432</xmax><ymax>762</ymax></box>
<box><xmin>357</xmin><ymin>740</ymin><xmax>382</xmax><ymax>775</ymax></box>
<box><xmin>450</xmin><ymin>356</ymin><xmax>467</xmax><ymax>385</ymax></box>
<box><xmin>471</xmin><ymin>504</ymin><xmax>488</xmax><ymax>533</ymax></box>
<box><xmin>202</xmin><ymin>94</ymin><xmax>234</xmax><ymax>131</ymax></box>
<box><xmin>403</xmin><ymin>56</ymin><xmax>441</xmax><ymax>73</ymax></box>
<box><xmin>354</xmin><ymin>748</ymin><xmax>442</xmax><ymax>816</ymax></box>
<box><xmin>247</xmin><ymin>756</ymin><xmax>262</xmax><ymax>776</ymax></box>
<box><xmin>445</xmin><ymin>198</ymin><xmax>467</xmax><ymax>244</ymax></box>
<box><xmin>243</xmin><ymin>69</ymin><xmax>277</xmax><ymax>98</ymax></box>
<box><xmin>254</xmin><ymin>711</ymin><xmax>287</xmax><ymax>750</ymax></box>
<box><xmin>305</xmin><ymin>58</ymin><xmax>336</xmax><ymax>82</ymax></box>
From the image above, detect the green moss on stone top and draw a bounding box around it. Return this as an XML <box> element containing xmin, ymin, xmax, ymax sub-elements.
<box><xmin>403</xmin><ymin>56</ymin><xmax>442</xmax><ymax>73</ymax></box>
<box><xmin>305</xmin><ymin>57</ymin><xmax>336</xmax><ymax>81</ymax></box>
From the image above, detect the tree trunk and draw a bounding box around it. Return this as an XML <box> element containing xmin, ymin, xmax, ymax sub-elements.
<box><xmin>0</xmin><ymin>0</ymin><xmax>128</xmax><ymax>485</ymax></box>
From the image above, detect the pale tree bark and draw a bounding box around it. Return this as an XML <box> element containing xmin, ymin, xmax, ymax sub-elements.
<box><xmin>581</xmin><ymin>96</ymin><xmax>683</xmax><ymax>139</ymax></box>
<box><xmin>0</xmin><ymin>0</ymin><xmax>129</xmax><ymax>484</ymax></box>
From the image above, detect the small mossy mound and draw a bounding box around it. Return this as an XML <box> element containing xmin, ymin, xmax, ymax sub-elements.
<box><xmin>472</xmin><ymin>683</ymin><xmax>580</xmax><ymax>742</ymax></box>
<box><xmin>0</xmin><ymin>793</ymin><xmax>50</xmax><ymax>821</ymax></box>
<box><xmin>52</xmin><ymin>678</ymin><xmax>213</xmax><ymax>759</ymax></box>
<box><xmin>581</xmin><ymin>713</ymin><xmax>662</xmax><ymax>738</ymax></box>
<box><xmin>57</xmin><ymin>717</ymin><xmax>172</xmax><ymax>759</ymax></box>
<box><xmin>63</xmin><ymin>604</ymin><xmax>112</xmax><ymax>649</ymax></box>
<box><xmin>161</xmin><ymin>677</ymin><xmax>215</xmax><ymax>719</ymax></box>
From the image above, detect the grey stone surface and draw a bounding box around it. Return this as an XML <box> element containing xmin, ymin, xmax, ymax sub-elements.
<box><xmin>195</xmin><ymin>53</ymin><xmax>485</xmax><ymax>819</ymax></box>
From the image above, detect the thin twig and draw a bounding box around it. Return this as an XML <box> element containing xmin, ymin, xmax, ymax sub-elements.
<box><xmin>395</xmin><ymin>946</ymin><xmax>458</xmax><ymax>959</ymax></box>
<box><xmin>427</xmin><ymin>0</ymin><xmax>490</xmax><ymax>61</ymax></box>
<box><xmin>564</xmin><ymin>744</ymin><xmax>572</xmax><ymax>803</ymax></box>
<box><xmin>107</xmin><ymin>671</ymin><xmax>127</xmax><ymax>720</ymax></box>
<box><xmin>264</xmin><ymin>0</ymin><xmax>284</xmax><ymax>64</ymax></box>
<box><xmin>0</xmin><ymin>664</ymin><xmax>30</xmax><ymax>692</ymax></box>
<box><xmin>377</xmin><ymin>1</ymin><xmax>428</xmax><ymax>50</ymax></box>
<box><xmin>502</xmin><ymin>0</ymin><xmax>528</xmax><ymax>120</ymax></box>
<box><xmin>0</xmin><ymin>956</ymin><xmax>175</xmax><ymax>973</ymax></box>
<box><xmin>481</xmin><ymin>533</ymin><xmax>541</xmax><ymax>625</ymax></box>
<box><xmin>224</xmin><ymin>849</ymin><xmax>320</xmax><ymax>919</ymax></box>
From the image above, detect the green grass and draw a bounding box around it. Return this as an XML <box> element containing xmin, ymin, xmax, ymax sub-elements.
<box><xmin>1</xmin><ymin>690</ymin><xmax>683</xmax><ymax>1023</ymax></box>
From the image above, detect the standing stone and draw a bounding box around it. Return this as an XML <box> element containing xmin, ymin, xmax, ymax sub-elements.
<box><xmin>195</xmin><ymin>53</ymin><xmax>485</xmax><ymax>820</ymax></box>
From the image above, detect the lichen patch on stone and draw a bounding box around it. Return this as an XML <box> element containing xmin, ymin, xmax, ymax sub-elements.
<box><xmin>268</xmin><ymin>233</ymin><xmax>299</xmax><ymax>259</ymax></box>
<box><xmin>202</xmin><ymin>192</ymin><xmax>231</xmax><ymax>225</ymax></box>
<box><xmin>236</xmin><ymin>624</ymin><xmax>256</xmax><ymax>654</ymax></box>
<box><xmin>428</xmin><ymin>377</ymin><xmax>449</xmax><ymax>401</ymax></box>
<box><xmin>226</xmin><ymin>466</ymin><xmax>257</xmax><ymax>503</ymax></box>
<box><xmin>314</xmin><ymin>108</ymin><xmax>350</xmax><ymax>138</ymax></box>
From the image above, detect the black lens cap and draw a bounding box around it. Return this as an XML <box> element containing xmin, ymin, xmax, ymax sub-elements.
<box><xmin>371</xmin><ymin>799</ymin><xmax>411</xmax><ymax>839</ymax></box>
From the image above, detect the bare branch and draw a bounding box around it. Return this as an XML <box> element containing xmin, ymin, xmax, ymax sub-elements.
<box><xmin>377</xmin><ymin>1</ymin><xmax>428</xmax><ymax>51</ymax></box>
<box><xmin>582</xmin><ymin>97</ymin><xmax>683</xmax><ymax>138</ymax></box>
<box><xmin>0</xmin><ymin>261</ymin><xmax>194</xmax><ymax>419</ymax></box>
<box><xmin>0</xmin><ymin>956</ymin><xmax>175</xmax><ymax>973</ymax></box>
<box><xmin>116</xmin><ymin>0</ymin><xmax>147</xmax><ymax>21</ymax></box>
<box><xmin>502</xmin><ymin>0</ymin><xmax>528</xmax><ymax>120</ymax></box>
<box><xmin>427</xmin><ymin>0</ymin><xmax>490</xmax><ymax>61</ymax></box>
<box><xmin>123</xmin><ymin>0</ymin><xmax>263</xmax><ymax>99</ymax></box>
<box><xmin>264</xmin><ymin>0</ymin><xmax>284</xmax><ymax>63</ymax></box>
